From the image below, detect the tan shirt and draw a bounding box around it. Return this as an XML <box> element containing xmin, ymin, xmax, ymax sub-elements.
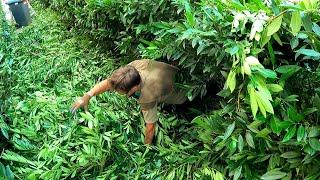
<box><xmin>128</xmin><ymin>59</ymin><xmax>179</xmax><ymax>110</ymax></box>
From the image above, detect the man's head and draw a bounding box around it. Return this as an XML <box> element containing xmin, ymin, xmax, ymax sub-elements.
<box><xmin>110</xmin><ymin>65</ymin><xmax>141</xmax><ymax>96</ymax></box>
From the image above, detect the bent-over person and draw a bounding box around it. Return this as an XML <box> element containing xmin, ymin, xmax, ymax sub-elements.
<box><xmin>71</xmin><ymin>59</ymin><xmax>187</xmax><ymax>144</ymax></box>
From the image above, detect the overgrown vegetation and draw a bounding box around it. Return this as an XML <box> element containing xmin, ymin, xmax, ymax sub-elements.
<box><xmin>0</xmin><ymin>5</ymin><xmax>223</xmax><ymax>180</ymax></box>
<box><xmin>1</xmin><ymin>0</ymin><xmax>320</xmax><ymax>179</ymax></box>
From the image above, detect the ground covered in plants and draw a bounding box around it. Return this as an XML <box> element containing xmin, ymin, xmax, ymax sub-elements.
<box><xmin>1</xmin><ymin>0</ymin><xmax>320</xmax><ymax>179</ymax></box>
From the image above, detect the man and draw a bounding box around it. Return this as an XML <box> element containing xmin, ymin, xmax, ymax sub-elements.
<box><xmin>71</xmin><ymin>59</ymin><xmax>187</xmax><ymax>144</ymax></box>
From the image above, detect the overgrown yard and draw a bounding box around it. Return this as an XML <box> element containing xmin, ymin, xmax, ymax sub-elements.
<box><xmin>1</xmin><ymin>0</ymin><xmax>320</xmax><ymax>179</ymax></box>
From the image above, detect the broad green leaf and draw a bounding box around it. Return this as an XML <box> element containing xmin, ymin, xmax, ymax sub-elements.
<box><xmin>266</xmin><ymin>15</ymin><xmax>283</xmax><ymax>36</ymax></box>
<box><xmin>267</xmin><ymin>84</ymin><xmax>283</xmax><ymax>93</ymax></box>
<box><xmin>245</xmin><ymin>132</ymin><xmax>255</xmax><ymax>149</ymax></box>
<box><xmin>238</xmin><ymin>135</ymin><xmax>244</xmax><ymax>152</ymax></box>
<box><xmin>275</xmin><ymin>65</ymin><xmax>301</xmax><ymax>74</ymax></box>
<box><xmin>303</xmin><ymin>107</ymin><xmax>318</xmax><ymax>115</ymax></box>
<box><xmin>302</xmin><ymin>13</ymin><xmax>312</xmax><ymax>31</ymax></box>
<box><xmin>314</xmin><ymin>94</ymin><xmax>320</xmax><ymax>111</ymax></box>
<box><xmin>261</xmin><ymin>169</ymin><xmax>286</xmax><ymax>180</ymax></box>
<box><xmin>214</xmin><ymin>171</ymin><xmax>224</xmax><ymax>180</ymax></box>
<box><xmin>267</xmin><ymin>42</ymin><xmax>276</xmax><ymax>66</ymax></box>
<box><xmin>197</xmin><ymin>42</ymin><xmax>207</xmax><ymax>55</ymax></box>
<box><xmin>248</xmin><ymin>120</ymin><xmax>264</xmax><ymax>133</ymax></box>
<box><xmin>88</xmin><ymin>120</ymin><xmax>93</xmax><ymax>129</ymax></box>
<box><xmin>304</xmin><ymin>145</ymin><xmax>316</xmax><ymax>156</ymax></box>
<box><xmin>248</xmin><ymin>84</ymin><xmax>258</xmax><ymax>117</ymax></box>
<box><xmin>256</xmin><ymin>96</ymin><xmax>267</xmax><ymax>118</ymax></box>
<box><xmin>254</xmin><ymin>155</ymin><xmax>271</xmax><ymax>164</ymax></box>
<box><xmin>5</xmin><ymin>165</ymin><xmax>14</xmax><ymax>180</ymax></box>
<box><xmin>301</xmin><ymin>0</ymin><xmax>316</xmax><ymax>10</ymax></box>
<box><xmin>290</xmin><ymin>11</ymin><xmax>302</xmax><ymax>36</ymax></box>
<box><xmin>278</xmin><ymin>121</ymin><xmax>293</xmax><ymax>130</ymax></box>
<box><xmin>80</xmin><ymin>112</ymin><xmax>94</xmax><ymax>121</ymax></box>
<box><xmin>268</xmin><ymin>155</ymin><xmax>280</xmax><ymax>170</ymax></box>
<box><xmin>226</xmin><ymin>70</ymin><xmax>236</xmax><ymax>92</ymax></box>
<box><xmin>282</xmin><ymin>126</ymin><xmax>296</xmax><ymax>142</ymax></box>
<box><xmin>280</xmin><ymin>151</ymin><xmax>300</xmax><ymax>159</ymax></box>
<box><xmin>184</xmin><ymin>1</ymin><xmax>195</xmax><ymax>27</ymax></box>
<box><xmin>270</xmin><ymin>116</ymin><xmax>282</xmax><ymax>134</ymax></box>
<box><xmin>297</xmin><ymin>125</ymin><xmax>305</xmax><ymax>142</ymax></box>
<box><xmin>309</xmin><ymin>138</ymin><xmax>320</xmax><ymax>151</ymax></box>
<box><xmin>296</xmin><ymin>48</ymin><xmax>320</xmax><ymax>57</ymax></box>
<box><xmin>260</xmin><ymin>29</ymin><xmax>271</xmax><ymax>47</ymax></box>
<box><xmin>272</xmin><ymin>33</ymin><xmax>283</xmax><ymax>46</ymax></box>
<box><xmin>217</xmin><ymin>89</ymin><xmax>231</xmax><ymax>98</ymax></box>
<box><xmin>257</xmin><ymin>91</ymin><xmax>274</xmax><ymax>115</ymax></box>
<box><xmin>290</xmin><ymin>38</ymin><xmax>299</xmax><ymax>49</ymax></box>
<box><xmin>228</xmin><ymin>139</ymin><xmax>237</xmax><ymax>154</ymax></box>
<box><xmin>167</xmin><ymin>170</ymin><xmax>175</xmax><ymax>180</ymax></box>
<box><xmin>229</xmin><ymin>45</ymin><xmax>239</xmax><ymax>56</ymax></box>
<box><xmin>255</xmin><ymin>68</ymin><xmax>277</xmax><ymax>79</ymax></box>
<box><xmin>233</xmin><ymin>166</ymin><xmax>242</xmax><ymax>180</ymax></box>
<box><xmin>312</xmin><ymin>22</ymin><xmax>320</xmax><ymax>36</ymax></box>
<box><xmin>223</xmin><ymin>121</ymin><xmax>235</xmax><ymax>140</ymax></box>
<box><xmin>287</xmin><ymin>107</ymin><xmax>304</xmax><ymax>122</ymax></box>
<box><xmin>256</xmin><ymin>128</ymin><xmax>270</xmax><ymax>138</ymax></box>
<box><xmin>285</xmin><ymin>95</ymin><xmax>299</xmax><ymax>102</ymax></box>
<box><xmin>1</xmin><ymin>127</ymin><xmax>9</xmax><ymax>139</ymax></box>
<box><xmin>1</xmin><ymin>151</ymin><xmax>35</xmax><ymax>166</ymax></box>
<box><xmin>308</xmin><ymin>127</ymin><xmax>320</xmax><ymax>137</ymax></box>
<box><xmin>0</xmin><ymin>163</ymin><xmax>5</xmax><ymax>179</ymax></box>
<box><xmin>254</xmin><ymin>76</ymin><xmax>273</xmax><ymax>101</ymax></box>
<box><xmin>243</xmin><ymin>61</ymin><xmax>251</xmax><ymax>75</ymax></box>
<box><xmin>297</xmin><ymin>33</ymin><xmax>308</xmax><ymax>39</ymax></box>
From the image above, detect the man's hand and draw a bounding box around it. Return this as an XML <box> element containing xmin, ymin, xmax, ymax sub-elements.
<box><xmin>144</xmin><ymin>123</ymin><xmax>155</xmax><ymax>145</ymax></box>
<box><xmin>70</xmin><ymin>94</ymin><xmax>91</xmax><ymax>113</ymax></box>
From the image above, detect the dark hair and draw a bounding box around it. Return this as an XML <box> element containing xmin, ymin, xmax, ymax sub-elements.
<box><xmin>110</xmin><ymin>65</ymin><xmax>141</xmax><ymax>92</ymax></box>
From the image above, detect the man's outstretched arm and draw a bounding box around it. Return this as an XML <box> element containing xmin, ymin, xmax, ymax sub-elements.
<box><xmin>87</xmin><ymin>78</ymin><xmax>112</xmax><ymax>97</ymax></box>
<box><xmin>71</xmin><ymin>79</ymin><xmax>112</xmax><ymax>113</ymax></box>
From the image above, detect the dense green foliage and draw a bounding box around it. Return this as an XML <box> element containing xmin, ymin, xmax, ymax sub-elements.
<box><xmin>0</xmin><ymin>6</ymin><xmax>223</xmax><ymax>180</ymax></box>
<box><xmin>1</xmin><ymin>0</ymin><xmax>320</xmax><ymax>179</ymax></box>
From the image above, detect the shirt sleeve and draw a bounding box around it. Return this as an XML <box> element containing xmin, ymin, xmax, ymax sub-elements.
<box><xmin>141</xmin><ymin>102</ymin><xmax>158</xmax><ymax>123</ymax></box>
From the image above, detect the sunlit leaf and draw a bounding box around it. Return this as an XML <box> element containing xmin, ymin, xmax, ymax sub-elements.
<box><xmin>266</xmin><ymin>15</ymin><xmax>283</xmax><ymax>36</ymax></box>
<box><xmin>267</xmin><ymin>84</ymin><xmax>283</xmax><ymax>93</ymax></box>
<box><xmin>290</xmin><ymin>11</ymin><xmax>302</xmax><ymax>36</ymax></box>
<box><xmin>248</xmin><ymin>84</ymin><xmax>258</xmax><ymax>117</ymax></box>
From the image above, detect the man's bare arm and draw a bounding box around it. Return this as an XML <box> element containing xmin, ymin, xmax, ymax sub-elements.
<box><xmin>71</xmin><ymin>79</ymin><xmax>112</xmax><ymax>113</ymax></box>
<box><xmin>87</xmin><ymin>78</ymin><xmax>112</xmax><ymax>97</ymax></box>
